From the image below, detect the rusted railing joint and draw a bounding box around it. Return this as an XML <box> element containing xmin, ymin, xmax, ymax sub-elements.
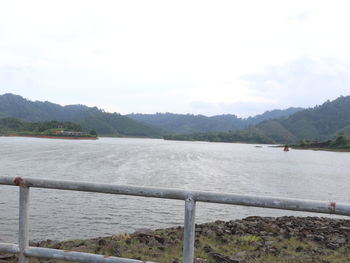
<box><xmin>329</xmin><ymin>202</ymin><xmax>336</xmax><ymax>213</ymax></box>
<box><xmin>14</xmin><ymin>177</ymin><xmax>25</xmax><ymax>187</ymax></box>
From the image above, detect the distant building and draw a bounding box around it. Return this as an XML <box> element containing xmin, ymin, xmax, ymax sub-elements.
<box><xmin>62</xmin><ymin>131</ymin><xmax>84</xmax><ymax>136</ymax></box>
<box><xmin>55</xmin><ymin>130</ymin><xmax>84</xmax><ymax>136</ymax></box>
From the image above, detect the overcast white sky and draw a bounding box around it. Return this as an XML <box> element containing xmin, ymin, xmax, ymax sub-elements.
<box><xmin>1</xmin><ymin>0</ymin><xmax>350</xmax><ymax>117</ymax></box>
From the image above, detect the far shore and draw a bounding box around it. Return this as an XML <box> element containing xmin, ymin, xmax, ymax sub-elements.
<box><xmin>0</xmin><ymin>134</ymin><xmax>98</xmax><ymax>140</ymax></box>
<box><xmin>271</xmin><ymin>144</ymin><xmax>350</xmax><ymax>152</ymax></box>
<box><xmin>291</xmin><ymin>146</ymin><xmax>350</xmax><ymax>152</ymax></box>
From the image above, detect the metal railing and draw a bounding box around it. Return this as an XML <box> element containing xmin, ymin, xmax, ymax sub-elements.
<box><xmin>1</xmin><ymin>176</ymin><xmax>350</xmax><ymax>263</ymax></box>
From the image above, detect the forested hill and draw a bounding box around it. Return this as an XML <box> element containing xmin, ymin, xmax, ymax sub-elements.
<box><xmin>258</xmin><ymin>95</ymin><xmax>350</xmax><ymax>143</ymax></box>
<box><xmin>244</xmin><ymin>108</ymin><xmax>304</xmax><ymax>126</ymax></box>
<box><xmin>128</xmin><ymin>107</ymin><xmax>302</xmax><ymax>134</ymax></box>
<box><xmin>164</xmin><ymin>96</ymin><xmax>350</xmax><ymax>144</ymax></box>
<box><xmin>0</xmin><ymin>94</ymin><xmax>162</xmax><ymax>137</ymax></box>
<box><xmin>4</xmin><ymin>93</ymin><xmax>348</xmax><ymax>143</ymax></box>
<box><xmin>128</xmin><ymin>113</ymin><xmax>245</xmax><ymax>134</ymax></box>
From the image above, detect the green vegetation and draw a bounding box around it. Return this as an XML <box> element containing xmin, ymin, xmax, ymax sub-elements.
<box><xmin>128</xmin><ymin>108</ymin><xmax>303</xmax><ymax>134</ymax></box>
<box><xmin>291</xmin><ymin>133</ymin><xmax>350</xmax><ymax>151</ymax></box>
<box><xmin>2</xmin><ymin>217</ymin><xmax>350</xmax><ymax>263</ymax></box>
<box><xmin>2</xmin><ymin>93</ymin><xmax>350</xmax><ymax>142</ymax></box>
<box><xmin>165</xmin><ymin>96</ymin><xmax>350</xmax><ymax>145</ymax></box>
<box><xmin>164</xmin><ymin>128</ymin><xmax>275</xmax><ymax>144</ymax></box>
<box><xmin>0</xmin><ymin>94</ymin><xmax>163</xmax><ymax>137</ymax></box>
<box><xmin>0</xmin><ymin>118</ymin><xmax>97</xmax><ymax>138</ymax></box>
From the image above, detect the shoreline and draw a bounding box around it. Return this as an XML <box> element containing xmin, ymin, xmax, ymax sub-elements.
<box><xmin>291</xmin><ymin>146</ymin><xmax>350</xmax><ymax>152</ymax></box>
<box><xmin>272</xmin><ymin>144</ymin><xmax>350</xmax><ymax>152</ymax></box>
<box><xmin>0</xmin><ymin>134</ymin><xmax>98</xmax><ymax>140</ymax></box>
<box><xmin>1</xmin><ymin>216</ymin><xmax>350</xmax><ymax>262</ymax></box>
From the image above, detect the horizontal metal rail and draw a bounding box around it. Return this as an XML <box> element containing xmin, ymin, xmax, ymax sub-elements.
<box><xmin>0</xmin><ymin>243</ymin><xmax>20</xmax><ymax>254</ymax></box>
<box><xmin>0</xmin><ymin>244</ymin><xmax>156</xmax><ymax>263</ymax></box>
<box><xmin>1</xmin><ymin>176</ymin><xmax>350</xmax><ymax>263</ymax></box>
<box><xmin>1</xmin><ymin>176</ymin><xmax>349</xmax><ymax>215</ymax></box>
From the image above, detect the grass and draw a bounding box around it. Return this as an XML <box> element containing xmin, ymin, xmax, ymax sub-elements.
<box><xmin>2</xmin><ymin>218</ymin><xmax>350</xmax><ymax>262</ymax></box>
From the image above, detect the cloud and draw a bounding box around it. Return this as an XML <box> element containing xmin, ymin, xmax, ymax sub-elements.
<box><xmin>241</xmin><ymin>57</ymin><xmax>350</xmax><ymax>109</ymax></box>
<box><xmin>2</xmin><ymin>1</ymin><xmax>350</xmax><ymax>116</ymax></box>
<box><xmin>287</xmin><ymin>10</ymin><xmax>312</xmax><ymax>21</ymax></box>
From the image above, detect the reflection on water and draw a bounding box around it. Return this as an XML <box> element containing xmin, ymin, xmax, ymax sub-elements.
<box><xmin>0</xmin><ymin>137</ymin><xmax>349</xmax><ymax>242</ymax></box>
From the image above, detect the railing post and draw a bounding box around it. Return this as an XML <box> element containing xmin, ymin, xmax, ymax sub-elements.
<box><xmin>19</xmin><ymin>186</ymin><xmax>30</xmax><ymax>263</ymax></box>
<box><xmin>183</xmin><ymin>196</ymin><xmax>196</xmax><ymax>263</ymax></box>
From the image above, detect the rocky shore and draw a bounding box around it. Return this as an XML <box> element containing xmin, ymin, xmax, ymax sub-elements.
<box><xmin>1</xmin><ymin>216</ymin><xmax>350</xmax><ymax>262</ymax></box>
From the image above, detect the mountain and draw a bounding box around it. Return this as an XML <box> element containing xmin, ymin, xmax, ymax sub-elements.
<box><xmin>0</xmin><ymin>94</ymin><xmax>162</xmax><ymax>137</ymax></box>
<box><xmin>164</xmin><ymin>96</ymin><xmax>350</xmax><ymax>144</ymax></box>
<box><xmin>128</xmin><ymin>113</ymin><xmax>245</xmax><ymax>134</ymax></box>
<box><xmin>268</xmin><ymin>96</ymin><xmax>350</xmax><ymax>142</ymax></box>
<box><xmin>128</xmin><ymin>107</ymin><xmax>302</xmax><ymax>134</ymax></box>
<box><xmin>244</xmin><ymin>107</ymin><xmax>304</xmax><ymax>126</ymax></box>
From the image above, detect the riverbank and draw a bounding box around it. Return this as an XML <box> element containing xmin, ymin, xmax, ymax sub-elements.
<box><xmin>288</xmin><ymin>135</ymin><xmax>350</xmax><ymax>153</ymax></box>
<box><xmin>0</xmin><ymin>134</ymin><xmax>98</xmax><ymax>140</ymax></box>
<box><xmin>1</xmin><ymin>216</ymin><xmax>350</xmax><ymax>262</ymax></box>
<box><xmin>272</xmin><ymin>145</ymin><xmax>350</xmax><ymax>152</ymax></box>
<box><xmin>291</xmin><ymin>146</ymin><xmax>350</xmax><ymax>152</ymax></box>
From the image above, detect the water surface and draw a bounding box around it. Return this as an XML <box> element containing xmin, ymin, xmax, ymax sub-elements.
<box><xmin>1</xmin><ymin>137</ymin><xmax>349</xmax><ymax>242</ymax></box>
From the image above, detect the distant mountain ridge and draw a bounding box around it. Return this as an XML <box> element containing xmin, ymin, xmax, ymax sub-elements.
<box><xmin>256</xmin><ymin>96</ymin><xmax>350</xmax><ymax>143</ymax></box>
<box><xmin>164</xmin><ymin>96</ymin><xmax>350</xmax><ymax>144</ymax></box>
<box><xmin>128</xmin><ymin>107</ymin><xmax>303</xmax><ymax>134</ymax></box>
<box><xmin>0</xmin><ymin>93</ymin><xmax>162</xmax><ymax>137</ymax></box>
<box><xmin>0</xmin><ymin>93</ymin><xmax>303</xmax><ymax>137</ymax></box>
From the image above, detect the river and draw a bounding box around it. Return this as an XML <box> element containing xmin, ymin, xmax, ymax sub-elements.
<box><xmin>1</xmin><ymin>137</ymin><xmax>349</xmax><ymax>242</ymax></box>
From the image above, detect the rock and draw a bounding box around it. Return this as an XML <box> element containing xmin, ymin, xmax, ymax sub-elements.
<box><xmin>295</xmin><ymin>246</ymin><xmax>303</xmax><ymax>252</ymax></box>
<box><xmin>265</xmin><ymin>241</ymin><xmax>274</xmax><ymax>246</ymax></box>
<box><xmin>0</xmin><ymin>254</ymin><xmax>15</xmax><ymax>260</ymax></box>
<box><xmin>340</xmin><ymin>226</ymin><xmax>350</xmax><ymax>231</ymax></box>
<box><xmin>210</xmin><ymin>252</ymin><xmax>243</xmax><ymax>263</ymax></box>
<box><xmin>195</xmin><ymin>258</ymin><xmax>208</xmax><ymax>263</ymax></box>
<box><xmin>51</xmin><ymin>242</ymin><xmax>61</xmax><ymax>249</ymax></box>
<box><xmin>110</xmin><ymin>247</ymin><xmax>121</xmax><ymax>257</ymax></box>
<box><xmin>203</xmin><ymin>245</ymin><xmax>243</xmax><ymax>263</ymax></box>
<box><xmin>326</xmin><ymin>242</ymin><xmax>339</xmax><ymax>250</ymax></box>
<box><xmin>267</xmin><ymin>246</ymin><xmax>280</xmax><ymax>255</ymax></box>
<box><xmin>98</xmin><ymin>239</ymin><xmax>107</xmax><ymax>246</ymax></box>
<box><xmin>148</xmin><ymin>238</ymin><xmax>160</xmax><ymax>247</ymax></box>
<box><xmin>235</xmin><ymin>251</ymin><xmax>246</xmax><ymax>259</ymax></box>
<box><xmin>134</xmin><ymin>228</ymin><xmax>153</xmax><ymax>235</ymax></box>
<box><xmin>154</xmin><ymin>235</ymin><xmax>165</xmax><ymax>244</ymax></box>
<box><xmin>313</xmin><ymin>235</ymin><xmax>325</xmax><ymax>242</ymax></box>
<box><xmin>334</xmin><ymin>238</ymin><xmax>346</xmax><ymax>245</ymax></box>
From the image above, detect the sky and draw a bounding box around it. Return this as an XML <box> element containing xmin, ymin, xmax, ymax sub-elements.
<box><xmin>1</xmin><ymin>0</ymin><xmax>350</xmax><ymax>117</ymax></box>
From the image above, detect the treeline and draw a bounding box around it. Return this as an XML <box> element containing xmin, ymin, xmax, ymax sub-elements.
<box><xmin>128</xmin><ymin>107</ymin><xmax>302</xmax><ymax>134</ymax></box>
<box><xmin>2</xmin><ymin>93</ymin><xmax>350</xmax><ymax>142</ymax></box>
<box><xmin>165</xmin><ymin>96</ymin><xmax>350</xmax><ymax>144</ymax></box>
<box><xmin>164</xmin><ymin>128</ymin><xmax>275</xmax><ymax>144</ymax></box>
<box><xmin>0</xmin><ymin>94</ymin><xmax>163</xmax><ymax>137</ymax></box>
<box><xmin>0</xmin><ymin>118</ymin><xmax>82</xmax><ymax>134</ymax></box>
<box><xmin>291</xmin><ymin>133</ymin><xmax>350</xmax><ymax>150</ymax></box>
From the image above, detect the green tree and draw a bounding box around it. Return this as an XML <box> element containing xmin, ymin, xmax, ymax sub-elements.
<box><xmin>89</xmin><ymin>130</ymin><xmax>97</xmax><ymax>136</ymax></box>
